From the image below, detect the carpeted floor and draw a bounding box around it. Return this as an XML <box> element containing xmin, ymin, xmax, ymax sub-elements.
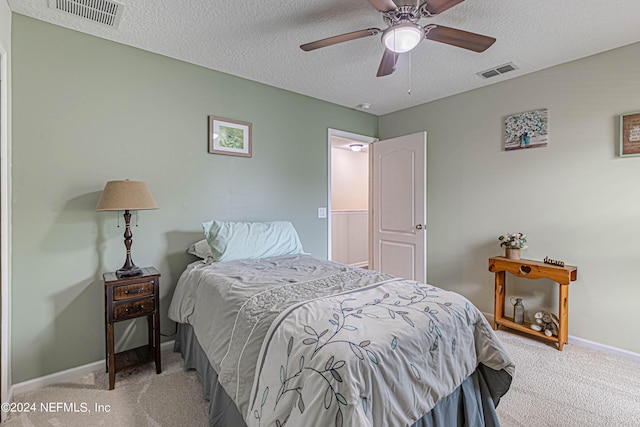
<box><xmin>4</xmin><ymin>348</ymin><xmax>210</xmax><ymax>426</ymax></box>
<box><xmin>495</xmin><ymin>330</ymin><xmax>640</xmax><ymax>427</ymax></box>
<box><xmin>5</xmin><ymin>330</ymin><xmax>640</xmax><ymax>426</ymax></box>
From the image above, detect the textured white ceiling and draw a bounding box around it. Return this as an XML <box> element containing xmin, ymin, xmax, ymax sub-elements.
<box><xmin>8</xmin><ymin>0</ymin><xmax>640</xmax><ymax>115</ymax></box>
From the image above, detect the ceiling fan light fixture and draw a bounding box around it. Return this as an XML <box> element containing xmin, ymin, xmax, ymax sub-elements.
<box><xmin>382</xmin><ymin>23</ymin><xmax>423</xmax><ymax>53</ymax></box>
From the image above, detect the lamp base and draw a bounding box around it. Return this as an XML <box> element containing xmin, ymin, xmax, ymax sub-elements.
<box><xmin>116</xmin><ymin>265</ymin><xmax>143</xmax><ymax>279</ymax></box>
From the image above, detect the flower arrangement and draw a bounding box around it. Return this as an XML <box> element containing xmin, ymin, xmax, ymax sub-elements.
<box><xmin>504</xmin><ymin>109</ymin><xmax>548</xmax><ymax>145</ymax></box>
<box><xmin>498</xmin><ymin>232</ymin><xmax>528</xmax><ymax>249</ymax></box>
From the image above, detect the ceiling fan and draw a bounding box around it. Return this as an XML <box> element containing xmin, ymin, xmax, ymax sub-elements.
<box><xmin>300</xmin><ymin>0</ymin><xmax>496</xmax><ymax>77</ymax></box>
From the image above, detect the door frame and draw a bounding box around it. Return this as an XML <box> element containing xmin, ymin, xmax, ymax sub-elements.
<box><xmin>0</xmin><ymin>41</ymin><xmax>10</xmax><ymax>410</ymax></box>
<box><xmin>326</xmin><ymin>129</ymin><xmax>377</xmax><ymax>260</ymax></box>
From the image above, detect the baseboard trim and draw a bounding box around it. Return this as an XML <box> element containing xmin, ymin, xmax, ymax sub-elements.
<box><xmin>567</xmin><ymin>335</ymin><xmax>640</xmax><ymax>363</ymax></box>
<box><xmin>349</xmin><ymin>261</ymin><xmax>368</xmax><ymax>268</ymax></box>
<box><xmin>11</xmin><ymin>340</ymin><xmax>175</xmax><ymax>396</ymax></box>
<box><xmin>482</xmin><ymin>312</ymin><xmax>640</xmax><ymax>362</ymax></box>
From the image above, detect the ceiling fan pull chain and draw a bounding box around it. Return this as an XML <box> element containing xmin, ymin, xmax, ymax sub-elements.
<box><xmin>408</xmin><ymin>51</ymin><xmax>412</xmax><ymax>95</ymax></box>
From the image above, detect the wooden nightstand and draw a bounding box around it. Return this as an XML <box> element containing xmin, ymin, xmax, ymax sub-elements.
<box><xmin>488</xmin><ymin>257</ymin><xmax>577</xmax><ymax>350</ymax></box>
<box><xmin>103</xmin><ymin>266</ymin><xmax>161</xmax><ymax>390</ymax></box>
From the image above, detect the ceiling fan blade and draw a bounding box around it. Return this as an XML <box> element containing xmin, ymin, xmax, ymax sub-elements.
<box><xmin>425</xmin><ymin>25</ymin><xmax>496</xmax><ymax>52</ymax></box>
<box><xmin>376</xmin><ymin>49</ymin><xmax>399</xmax><ymax>77</ymax></box>
<box><xmin>422</xmin><ymin>0</ymin><xmax>465</xmax><ymax>15</ymax></box>
<box><xmin>367</xmin><ymin>0</ymin><xmax>398</xmax><ymax>12</ymax></box>
<box><xmin>300</xmin><ymin>28</ymin><xmax>381</xmax><ymax>51</ymax></box>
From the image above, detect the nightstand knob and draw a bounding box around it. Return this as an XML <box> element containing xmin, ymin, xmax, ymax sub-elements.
<box><xmin>126</xmin><ymin>305</ymin><xmax>144</xmax><ymax>313</ymax></box>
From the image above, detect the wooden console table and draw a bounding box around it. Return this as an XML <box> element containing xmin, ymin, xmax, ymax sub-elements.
<box><xmin>488</xmin><ymin>257</ymin><xmax>577</xmax><ymax>350</ymax></box>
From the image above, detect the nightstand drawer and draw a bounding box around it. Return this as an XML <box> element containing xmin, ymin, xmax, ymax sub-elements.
<box><xmin>113</xmin><ymin>298</ymin><xmax>154</xmax><ymax>320</ymax></box>
<box><xmin>113</xmin><ymin>281</ymin><xmax>154</xmax><ymax>301</ymax></box>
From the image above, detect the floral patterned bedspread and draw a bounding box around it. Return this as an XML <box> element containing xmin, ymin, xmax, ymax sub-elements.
<box><xmin>168</xmin><ymin>255</ymin><xmax>514</xmax><ymax>427</ymax></box>
<box><xmin>246</xmin><ymin>277</ymin><xmax>514</xmax><ymax>427</ymax></box>
<box><xmin>168</xmin><ymin>255</ymin><xmax>399</xmax><ymax>418</ymax></box>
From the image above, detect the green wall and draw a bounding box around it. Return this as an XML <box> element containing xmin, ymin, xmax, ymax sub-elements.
<box><xmin>11</xmin><ymin>14</ymin><xmax>377</xmax><ymax>383</ymax></box>
<box><xmin>379</xmin><ymin>42</ymin><xmax>640</xmax><ymax>354</ymax></box>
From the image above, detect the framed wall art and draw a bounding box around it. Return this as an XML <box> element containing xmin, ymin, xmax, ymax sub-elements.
<box><xmin>619</xmin><ymin>111</ymin><xmax>640</xmax><ymax>157</ymax></box>
<box><xmin>504</xmin><ymin>108</ymin><xmax>549</xmax><ymax>151</ymax></box>
<box><xmin>208</xmin><ymin>116</ymin><xmax>252</xmax><ymax>158</ymax></box>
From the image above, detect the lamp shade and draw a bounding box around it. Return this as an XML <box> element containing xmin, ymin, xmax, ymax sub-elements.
<box><xmin>96</xmin><ymin>180</ymin><xmax>158</xmax><ymax>211</ymax></box>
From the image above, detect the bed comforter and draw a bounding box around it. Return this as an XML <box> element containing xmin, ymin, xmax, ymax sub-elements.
<box><xmin>168</xmin><ymin>254</ymin><xmax>514</xmax><ymax>427</ymax></box>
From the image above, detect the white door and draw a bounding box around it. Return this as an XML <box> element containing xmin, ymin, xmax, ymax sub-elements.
<box><xmin>371</xmin><ymin>132</ymin><xmax>426</xmax><ymax>282</ymax></box>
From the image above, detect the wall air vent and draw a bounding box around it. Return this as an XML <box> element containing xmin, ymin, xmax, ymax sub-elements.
<box><xmin>477</xmin><ymin>62</ymin><xmax>518</xmax><ymax>79</ymax></box>
<box><xmin>48</xmin><ymin>0</ymin><xmax>124</xmax><ymax>27</ymax></box>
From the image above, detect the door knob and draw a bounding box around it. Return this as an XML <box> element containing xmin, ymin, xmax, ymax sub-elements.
<box><xmin>415</xmin><ymin>224</ymin><xmax>423</xmax><ymax>230</ymax></box>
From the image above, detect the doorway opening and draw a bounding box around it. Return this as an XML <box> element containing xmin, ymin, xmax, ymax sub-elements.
<box><xmin>327</xmin><ymin>129</ymin><xmax>376</xmax><ymax>267</ymax></box>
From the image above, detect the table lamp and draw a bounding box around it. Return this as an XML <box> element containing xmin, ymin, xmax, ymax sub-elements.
<box><xmin>96</xmin><ymin>180</ymin><xmax>158</xmax><ymax>278</ymax></box>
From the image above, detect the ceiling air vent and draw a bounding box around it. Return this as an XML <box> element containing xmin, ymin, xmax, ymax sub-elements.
<box><xmin>48</xmin><ymin>0</ymin><xmax>124</xmax><ymax>27</ymax></box>
<box><xmin>477</xmin><ymin>62</ymin><xmax>518</xmax><ymax>79</ymax></box>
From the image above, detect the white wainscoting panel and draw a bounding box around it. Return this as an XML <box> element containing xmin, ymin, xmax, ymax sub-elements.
<box><xmin>331</xmin><ymin>210</ymin><xmax>368</xmax><ymax>267</ymax></box>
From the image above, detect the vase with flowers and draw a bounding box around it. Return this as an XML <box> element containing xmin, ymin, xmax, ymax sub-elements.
<box><xmin>498</xmin><ymin>232</ymin><xmax>527</xmax><ymax>260</ymax></box>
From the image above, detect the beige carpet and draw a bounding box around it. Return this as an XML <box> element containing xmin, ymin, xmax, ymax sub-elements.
<box><xmin>495</xmin><ymin>330</ymin><xmax>640</xmax><ymax>427</ymax></box>
<box><xmin>5</xmin><ymin>331</ymin><xmax>640</xmax><ymax>426</ymax></box>
<box><xmin>5</xmin><ymin>348</ymin><xmax>210</xmax><ymax>426</ymax></box>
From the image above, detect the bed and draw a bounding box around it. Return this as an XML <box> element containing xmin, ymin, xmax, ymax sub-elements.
<box><xmin>167</xmin><ymin>221</ymin><xmax>514</xmax><ymax>427</ymax></box>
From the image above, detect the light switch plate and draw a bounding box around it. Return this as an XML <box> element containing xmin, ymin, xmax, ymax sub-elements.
<box><xmin>318</xmin><ymin>207</ymin><xmax>327</xmax><ymax>218</ymax></box>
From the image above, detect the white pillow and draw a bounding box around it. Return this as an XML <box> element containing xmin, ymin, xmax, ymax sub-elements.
<box><xmin>202</xmin><ymin>220</ymin><xmax>305</xmax><ymax>262</ymax></box>
<box><xmin>187</xmin><ymin>239</ymin><xmax>213</xmax><ymax>260</ymax></box>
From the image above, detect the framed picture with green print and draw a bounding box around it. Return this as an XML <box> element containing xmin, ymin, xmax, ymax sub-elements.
<box><xmin>208</xmin><ymin>115</ymin><xmax>252</xmax><ymax>158</ymax></box>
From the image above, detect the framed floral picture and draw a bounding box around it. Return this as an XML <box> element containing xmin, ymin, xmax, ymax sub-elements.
<box><xmin>619</xmin><ymin>111</ymin><xmax>640</xmax><ymax>157</ymax></box>
<box><xmin>504</xmin><ymin>108</ymin><xmax>549</xmax><ymax>151</ymax></box>
<box><xmin>208</xmin><ymin>116</ymin><xmax>252</xmax><ymax>157</ymax></box>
